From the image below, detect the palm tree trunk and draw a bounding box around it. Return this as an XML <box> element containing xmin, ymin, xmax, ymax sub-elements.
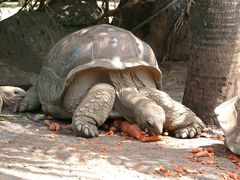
<box><xmin>183</xmin><ymin>0</ymin><xmax>240</xmax><ymax>125</ymax></box>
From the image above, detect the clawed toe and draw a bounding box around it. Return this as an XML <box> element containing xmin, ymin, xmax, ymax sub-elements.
<box><xmin>174</xmin><ymin>123</ymin><xmax>204</xmax><ymax>139</ymax></box>
<box><xmin>18</xmin><ymin>103</ymin><xmax>27</xmax><ymax>112</ymax></box>
<box><xmin>73</xmin><ymin>121</ymin><xmax>99</xmax><ymax>138</ymax></box>
<box><xmin>14</xmin><ymin>102</ymin><xmax>38</xmax><ymax>112</ymax></box>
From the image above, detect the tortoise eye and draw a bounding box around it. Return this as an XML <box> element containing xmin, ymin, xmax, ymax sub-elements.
<box><xmin>14</xmin><ymin>91</ymin><xmax>20</xmax><ymax>95</ymax></box>
<box><xmin>147</xmin><ymin>120</ymin><xmax>154</xmax><ymax>127</ymax></box>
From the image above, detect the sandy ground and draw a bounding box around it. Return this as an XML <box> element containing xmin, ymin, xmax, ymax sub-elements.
<box><xmin>0</xmin><ymin>61</ymin><xmax>240</xmax><ymax>180</ymax></box>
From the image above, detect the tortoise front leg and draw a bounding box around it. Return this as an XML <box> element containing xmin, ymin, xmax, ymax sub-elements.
<box><xmin>139</xmin><ymin>87</ymin><xmax>205</xmax><ymax>138</ymax></box>
<box><xmin>72</xmin><ymin>83</ymin><xmax>115</xmax><ymax>138</ymax></box>
<box><xmin>14</xmin><ymin>86</ymin><xmax>41</xmax><ymax>112</ymax></box>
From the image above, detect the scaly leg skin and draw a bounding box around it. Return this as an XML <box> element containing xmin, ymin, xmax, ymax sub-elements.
<box><xmin>72</xmin><ymin>83</ymin><xmax>115</xmax><ymax>138</ymax></box>
<box><xmin>15</xmin><ymin>86</ymin><xmax>41</xmax><ymax>112</ymax></box>
<box><xmin>140</xmin><ymin>87</ymin><xmax>205</xmax><ymax>138</ymax></box>
<box><xmin>42</xmin><ymin>104</ymin><xmax>70</xmax><ymax>119</ymax></box>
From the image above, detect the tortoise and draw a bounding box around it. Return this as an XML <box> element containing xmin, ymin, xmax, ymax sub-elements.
<box><xmin>215</xmin><ymin>96</ymin><xmax>240</xmax><ymax>154</ymax></box>
<box><xmin>0</xmin><ymin>86</ymin><xmax>26</xmax><ymax>114</ymax></box>
<box><xmin>15</xmin><ymin>24</ymin><xmax>205</xmax><ymax>138</ymax></box>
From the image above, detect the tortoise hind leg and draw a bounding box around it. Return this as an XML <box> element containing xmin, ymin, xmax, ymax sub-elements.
<box><xmin>139</xmin><ymin>87</ymin><xmax>205</xmax><ymax>138</ymax></box>
<box><xmin>72</xmin><ymin>83</ymin><xmax>115</xmax><ymax>138</ymax></box>
<box><xmin>14</xmin><ymin>86</ymin><xmax>41</xmax><ymax>112</ymax></box>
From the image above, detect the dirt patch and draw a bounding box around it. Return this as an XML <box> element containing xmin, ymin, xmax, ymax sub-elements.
<box><xmin>0</xmin><ymin>114</ymin><xmax>238</xmax><ymax>180</ymax></box>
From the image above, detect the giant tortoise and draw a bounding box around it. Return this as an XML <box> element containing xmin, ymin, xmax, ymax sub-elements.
<box><xmin>215</xmin><ymin>96</ymin><xmax>240</xmax><ymax>154</ymax></box>
<box><xmin>15</xmin><ymin>24</ymin><xmax>205</xmax><ymax>138</ymax></box>
<box><xmin>0</xmin><ymin>86</ymin><xmax>26</xmax><ymax>114</ymax></box>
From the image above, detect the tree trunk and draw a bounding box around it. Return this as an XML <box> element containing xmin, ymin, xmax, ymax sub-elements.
<box><xmin>183</xmin><ymin>0</ymin><xmax>240</xmax><ymax>125</ymax></box>
<box><xmin>113</xmin><ymin>0</ymin><xmax>189</xmax><ymax>61</ymax></box>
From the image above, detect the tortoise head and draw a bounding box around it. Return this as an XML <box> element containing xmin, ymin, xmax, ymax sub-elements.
<box><xmin>0</xmin><ymin>86</ymin><xmax>26</xmax><ymax>107</ymax></box>
<box><xmin>137</xmin><ymin>103</ymin><xmax>166</xmax><ymax>135</ymax></box>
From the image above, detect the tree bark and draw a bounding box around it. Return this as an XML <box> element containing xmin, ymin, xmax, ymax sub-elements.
<box><xmin>183</xmin><ymin>0</ymin><xmax>240</xmax><ymax>125</ymax></box>
<box><xmin>113</xmin><ymin>0</ymin><xmax>188</xmax><ymax>61</ymax></box>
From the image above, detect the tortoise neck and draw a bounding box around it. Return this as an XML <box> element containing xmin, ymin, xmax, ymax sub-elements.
<box><xmin>109</xmin><ymin>70</ymin><xmax>137</xmax><ymax>92</ymax></box>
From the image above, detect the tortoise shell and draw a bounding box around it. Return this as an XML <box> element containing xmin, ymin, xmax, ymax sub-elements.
<box><xmin>36</xmin><ymin>24</ymin><xmax>162</xmax><ymax>106</ymax></box>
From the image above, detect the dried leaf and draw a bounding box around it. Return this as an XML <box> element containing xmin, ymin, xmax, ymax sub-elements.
<box><xmin>235</xmin><ymin>162</ymin><xmax>240</xmax><ymax>169</ymax></box>
<box><xmin>155</xmin><ymin>166</ymin><xmax>174</xmax><ymax>177</ymax></box>
<box><xmin>205</xmin><ymin>160</ymin><xmax>216</xmax><ymax>166</ymax></box>
<box><xmin>107</xmin><ymin>130</ymin><xmax>114</xmax><ymax>136</ymax></box>
<box><xmin>194</xmin><ymin>150</ymin><xmax>209</xmax><ymax>158</ymax></box>
<box><xmin>43</xmin><ymin>120</ymin><xmax>50</xmax><ymax>126</ymax></box>
<box><xmin>197</xmin><ymin>167</ymin><xmax>205</xmax><ymax>174</ymax></box>
<box><xmin>208</xmin><ymin>153</ymin><xmax>215</xmax><ymax>159</ymax></box>
<box><xmin>205</xmin><ymin>146</ymin><xmax>215</xmax><ymax>153</ymax></box>
<box><xmin>229</xmin><ymin>155</ymin><xmax>240</xmax><ymax>162</ymax></box>
<box><xmin>217</xmin><ymin>165</ymin><xmax>228</xmax><ymax>171</ymax></box>
<box><xmin>173</xmin><ymin>167</ymin><xmax>184</xmax><ymax>173</ymax></box>
<box><xmin>159</xmin><ymin>166</ymin><xmax>168</xmax><ymax>173</ymax></box>
<box><xmin>141</xmin><ymin>135</ymin><xmax>162</xmax><ymax>142</ymax></box>
<box><xmin>191</xmin><ymin>147</ymin><xmax>203</xmax><ymax>153</ymax></box>
<box><xmin>47</xmin><ymin>134</ymin><xmax>59</xmax><ymax>139</ymax></box>
<box><xmin>49</xmin><ymin>123</ymin><xmax>61</xmax><ymax>131</ymax></box>
<box><xmin>227</xmin><ymin>172</ymin><xmax>239</xmax><ymax>180</ymax></box>
<box><xmin>120</xmin><ymin>121</ymin><xmax>131</xmax><ymax>133</ymax></box>
<box><xmin>182</xmin><ymin>167</ymin><xmax>198</xmax><ymax>174</ymax></box>
<box><xmin>127</xmin><ymin>124</ymin><xmax>144</xmax><ymax>140</ymax></box>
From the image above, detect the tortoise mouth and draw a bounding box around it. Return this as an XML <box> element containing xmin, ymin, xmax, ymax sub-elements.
<box><xmin>3</xmin><ymin>95</ymin><xmax>25</xmax><ymax>106</ymax></box>
<box><xmin>142</xmin><ymin>125</ymin><xmax>160</xmax><ymax>136</ymax></box>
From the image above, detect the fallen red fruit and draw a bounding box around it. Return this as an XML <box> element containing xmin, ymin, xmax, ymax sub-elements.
<box><xmin>227</xmin><ymin>172</ymin><xmax>239</xmax><ymax>180</ymax></box>
<box><xmin>127</xmin><ymin>124</ymin><xmax>143</xmax><ymax>140</ymax></box>
<box><xmin>43</xmin><ymin>120</ymin><xmax>50</xmax><ymax>126</ymax></box>
<box><xmin>107</xmin><ymin>130</ymin><xmax>114</xmax><ymax>136</ymax></box>
<box><xmin>141</xmin><ymin>135</ymin><xmax>162</xmax><ymax>142</ymax></box>
<box><xmin>191</xmin><ymin>147</ymin><xmax>203</xmax><ymax>153</ymax></box>
<box><xmin>49</xmin><ymin>123</ymin><xmax>61</xmax><ymax>131</ymax></box>
<box><xmin>205</xmin><ymin>146</ymin><xmax>214</xmax><ymax>153</ymax></box>
<box><xmin>120</xmin><ymin>121</ymin><xmax>131</xmax><ymax>133</ymax></box>
<box><xmin>194</xmin><ymin>150</ymin><xmax>209</xmax><ymax>158</ymax></box>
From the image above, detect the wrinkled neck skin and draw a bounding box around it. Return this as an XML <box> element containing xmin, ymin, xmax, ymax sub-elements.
<box><xmin>2</xmin><ymin>93</ymin><xmax>14</xmax><ymax>106</ymax></box>
<box><xmin>0</xmin><ymin>94</ymin><xmax>15</xmax><ymax>114</ymax></box>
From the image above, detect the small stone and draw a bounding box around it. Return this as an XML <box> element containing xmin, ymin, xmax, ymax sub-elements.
<box><xmin>163</xmin><ymin>132</ymin><xmax>169</xmax><ymax>136</ymax></box>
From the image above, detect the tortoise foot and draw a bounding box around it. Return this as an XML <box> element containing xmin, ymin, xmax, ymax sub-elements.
<box><xmin>14</xmin><ymin>86</ymin><xmax>40</xmax><ymax>112</ymax></box>
<box><xmin>173</xmin><ymin>117</ymin><xmax>204</xmax><ymax>139</ymax></box>
<box><xmin>72</xmin><ymin>119</ymin><xmax>99</xmax><ymax>138</ymax></box>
